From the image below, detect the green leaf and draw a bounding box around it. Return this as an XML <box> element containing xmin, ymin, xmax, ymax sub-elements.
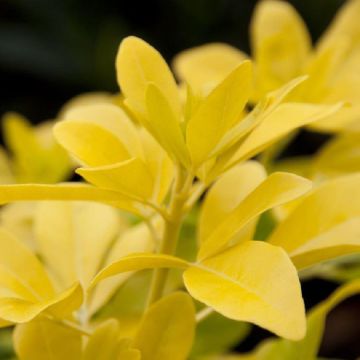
<box><xmin>191</xmin><ymin>312</ymin><xmax>250</xmax><ymax>358</ymax></box>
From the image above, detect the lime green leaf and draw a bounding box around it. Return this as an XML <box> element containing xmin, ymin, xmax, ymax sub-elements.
<box><xmin>133</xmin><ymin>292</ymin><xmax>195</xmax><ymax>360</ymax></box>
<box><xmin>117</xmin><ymin>36</ymin><xmax>181</xmax><ymax>118</ymax></box>
<box><xmin>270</xmin><ymin>173</ymin><xmax>360</xmax><ymax>270</ymax></box>
<box><xmin>186</xmin><ymin>61</ymin><xmax>252</xmax><ymax>167</ymax></box>
<box><xmin>90</xmin><ymin>253</ymin><xmax>189</xmax><ymax>288</ymax></box>
<box><xmin>13</xmin><ymin>318</ymin><xmax>82</xmax><ymax>360</ymax></box>
<box><xmin>198</xmin><ymin>172</ymin><xmax>311</xmax><ymax>260</ymax></box>
<box><xmin>184</xmin><ymin>241</ymin><xmax>305</xmax><ymax>340</ymax></box>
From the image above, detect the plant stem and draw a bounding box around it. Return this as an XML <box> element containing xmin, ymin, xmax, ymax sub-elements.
<box><xmin>147</xmin><ymin>166</ymin><xmax>192</xmax><ymax>306</ymax></box>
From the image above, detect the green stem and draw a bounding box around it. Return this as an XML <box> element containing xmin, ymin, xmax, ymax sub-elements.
<box><xmin>147</xmin><ymin>166</ymin><xmax>192</xmax><ymax>306</ymax></box>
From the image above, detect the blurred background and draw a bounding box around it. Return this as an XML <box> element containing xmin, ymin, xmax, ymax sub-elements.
<box><xmin>1</xmin><ymin>0</ymin><xmax>359</xmax><ymax>359</ymax></box>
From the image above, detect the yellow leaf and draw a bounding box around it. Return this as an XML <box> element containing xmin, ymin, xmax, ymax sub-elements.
<box><xmin>88</xmin><ymin>221</ymin><xmax>156</xmax><ymax>314</ymax></box>
<box><xmin>0</xmin><ymin>282</ymin><xmax>82</xmax><ymax>324</ymax></box>
<box><xmin>83</xmin><ymin>319</ymin><xmax>140</xmax><ymax>360</ymax></box>
<box><xmin>117</xmin><ymin>36</ymin><xmax>181</xmax><ymax>118</ymax></box>
<box><xmin>299</xmin><ymin>39</ymin><xmax>348</xmax><ymax>104</ymax></box>
<box><xmin>173</xmin><ymin>43</ymin><xmax>247</xmax><ymax>92</ymax></box>
<box><xmin>314</xmin><ymin>133</ymin><xmax>360</xmax><ymax>177</ymax></box>
<box><xmin>0</xmin><ymin>222</ymin><xmax>88</xmax><ymax>324</ymax></box>
<box><xmin>318</xmin><ymin>0</ymin><xmax>360</xmax><ymax>53</ymax></box>
<box><xmin>0</xmin><ymin>228</ymin><xmax>54</xmax><ymax>301</ymax></box>
<box><xmin>198</xmin><ymin>172</ymin><xmax>312</xmax><ymax>260</ymax></box>
<box><xmin>0</xmin><ymin>147</ymin><xmax>14</xmax><ymax>184</ymax></box>
<box><xmin>186</xmin><ymin>61</ymin><xmax>253</xmax><ymax>167</ymax></box>
<box><xmin>34</xmin><ymin>201</ymin><xmax>122</xmax><ymax>289</ymax></box>
<box><xmin>145</xmin><ymin>84</ymin><xmax>190</xmax><ymax>167</ymax></box>
<box><xmin>57</xmin><ymin>91</ymin><xmax>115</xmax><ymax>118</ymax></box>
<box><xmin>139</xmin><ymin>128</ymin><xmax>174</xmax><ymax>203</ymax></box>
<box><xmin>0</xmin><ymin>183</ymin><xmax>140</xmax><ymax>215</ymax></box>
<box><xmin>90</xmin><ymin>253</ymin><xmax>189</xmax><ymax>288</ymax></box>
<box><xmin>236</xmin><ymin>280</ymin><xmax>360</xmax><ymax>360</ymax></box>
<box><xmin>269</xmin><ymin>173</ymin><xmax>360</xmax><ymax>270</ymax></box>
<box><xmin>62</xmin><ymin>103</ymin><xmax>143</xmax><ymax>160</ymax></box>
<box><xmin>77</xmin><ymin>158</ymin><xmax>155</xmax><ymax>200</ymax></box>
<box><xmin>251</xmin><ymin>0</ymin><xmax>311</xmax><ymax>96</ymax></box>
<box><xmin>205</xmin><ymin>76</ymin><xmax>308</xmax><ymax>182</ymax></box>
<box><xmin>54</xmin><ymin>121</ymin><xmax>130</xmax><ymax>167</ymax></box>
<box><xmin>290</xmin><ymin>217</ymin><xmax>360</xmax><ymax>270</ymax></box>
<box><xmin>133</xmin><ymin>292</ymin><xmax>195</xmax><ymax>360</ymax></box>
<box><xmin>14</xmin><ymin>318</ymin><xmax>82</xmax><ymax>360</ymax></box>
<box><xmin>222</xmin><ymin>102</ymin><xmax>342</xmax><ymax>172</ymax></box>
<box><xmin>117</xmin><ymin>345</ymin><xmax>141</xmax><ymax>360</ymax></box>
<box><xmin>84</xmin><ymin>319</ymin><xmax>119</xmax><ymax>359</ymax></box>
<box><xmin>184</xmin><ymin>241</ymin><xmax>305</xmax><ymax>340</ymax></box>
<box><xmin>3</xmin><ymin>112</ymin><xmax>43</xmax><ymax>181</ymax></box>
<box><xmin>2</xmin><ymin>113</ymin><xmax>71</xmax><ymax>183</ymax></box>
<box><xmin>307</xmin><ymin>105</ymin><xmax>360</xmax><ymax>133</ymax></box>
<box><xmin>199</xmin><ymin>161</ymin><xmax>266</xmax><ymax>243</ymax></box>
<box><xmin>0</xmin><ymin>203</ymin><xmax>38</xmax><ymax>251</ymax></box>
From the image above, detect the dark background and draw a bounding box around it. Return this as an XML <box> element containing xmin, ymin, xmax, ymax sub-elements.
<box><xmin>1</xmin><ymin>0</ymin><xmax>360</xmax><ymax>359</ymax></box>
<box><xmin>0</xmin><ymin>0</ymin><xmax>345</xmax><ymax>122</ymax></box>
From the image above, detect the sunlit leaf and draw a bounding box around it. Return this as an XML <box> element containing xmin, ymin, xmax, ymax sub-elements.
<box><xmin>90</xmin><ymin>253</ymin><xmax>189</xmax><ymax>288</ymax></box>
<box><xmin>186</xmin><ymin>61</ymin><xmax>252</xmax><ymax>167</ymax></box>
<box><xmin>145</xmin><ymin>84</ymin><xmax>189</xmax><ymax>166</ymax></box>
<box><xmin>184</xmin><ymin>241</ymin><xmax>305</xmax><ymax>340</ymax></box>
<box><xmin>117</xmin><ymin>36</ymin><xmax>181</xmax><ymax>118</ymax></box>
<box><xmin>0</xmin><ymin>183</ymin><xmax>140</xmax><ymax>214</ymax></box>
<box><xmin>88</xmin><ymin>221</ymin><xmax>156</xmax><ymax>314</ymax></box>
<box><xmin>199</xmin><ymin>161</ymin><xmax>266</xmax><ymax>244</ymax></box>
<box><xmin>222</xmin><ymin>102</ymin><xmax>342</xmax><ymax>172</ymax></box>
<box><xmin>198</xmin><ymin>172</ymin><xmax>311</xmax><ymax>260</ymax></box>
<box><xmin>235</xmin><ymin>280</ymin><xmax>360</xmax><ymax>360</ymax></box>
